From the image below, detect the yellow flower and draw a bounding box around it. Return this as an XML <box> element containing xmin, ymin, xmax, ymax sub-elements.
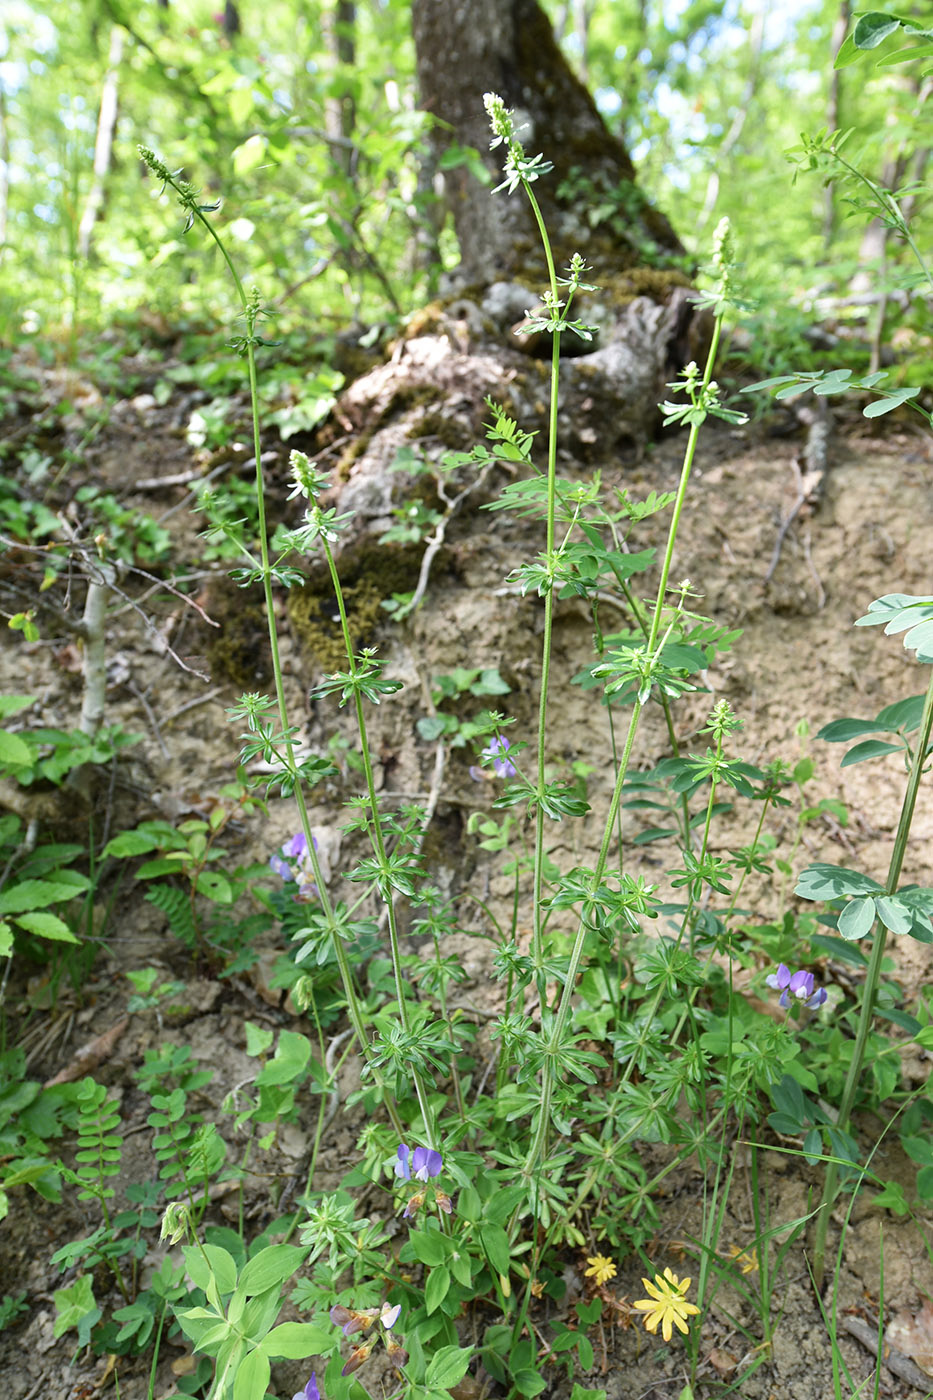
<box><xmin>584</xmin><ymin>1254</ymin><xmax>617</xmax><ymax>1286</ymax></box>
<box><xmin>727</xmin><ymin>1245</ymin><xmax>759</xmax><ymax>1275</ymax></box>
<box><xmin>633</xmin><ymin>1267</ymin><xmax>700</xmax><ymax>1342</ymax></box>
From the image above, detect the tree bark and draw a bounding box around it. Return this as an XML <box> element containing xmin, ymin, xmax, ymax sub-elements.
<box><xmin>411</xmin><ymin>0</ymin><xmax>682</xmax><ymax>287</ymax></box>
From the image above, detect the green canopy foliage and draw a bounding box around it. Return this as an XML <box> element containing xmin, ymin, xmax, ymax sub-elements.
<box><xmin>1</xmin><ymin>0</ymin><xmax>930</xmax><ymax>368</ymax></box>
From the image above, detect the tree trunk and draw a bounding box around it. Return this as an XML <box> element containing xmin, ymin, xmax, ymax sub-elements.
<box><xmin>323</xmin><ymin>0</ymin><xmax>356</xmax><ymax>178</ymax></box>
<box><xmin>411</xmin><ymin>0</ymin><xmax>683</xmax><ymax>287</ymax></box>
<box><xmin>77</xmin><ymin>24</ymin><xmax>125</xmax><ymax>259</ymax></box>
<box><xmin>823</xmin><ymin>0</ymin><xmax>850</xmax><ymax>248</ymax></box>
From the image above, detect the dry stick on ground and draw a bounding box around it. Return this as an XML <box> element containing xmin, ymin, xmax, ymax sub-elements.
<box><xmin>842</xmin><ymin>1314</ymin><xmax>933</xmax><ymax>1391</ymax></box>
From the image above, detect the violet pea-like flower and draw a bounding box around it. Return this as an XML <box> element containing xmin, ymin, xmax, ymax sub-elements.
<box><xmin>766</xmin><ymin>963</ymin><xmax>827</xmax><ymax>1010</ymax></box>
<box><xmin>293</xmin><ymin>1374</ymin><xmax>321</xmax><ymax>1400</ymax></box>
<box><xmin>485</xmin><ymin>736</ymin><xmax>516</xmax><ymax>778</ymax></box>
<box><xmin>395</xmin><ymin>1143</ymin><xmax>443</xmax><ymax>1182</ymax></box>
<box><xmin>269</xmin><ymin>831</ymin><xmax>309</xmax><ymax>880</ymax></box>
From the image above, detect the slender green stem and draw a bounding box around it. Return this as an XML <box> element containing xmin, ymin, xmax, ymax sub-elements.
<box><xmin>320</xmin><ymin>535</ymin><xmax>436</xmax><ymax>1144</ymax></box>
<box><xmin>522</xmin><ymin>309</ymin><xmax>727</xmax><ymax>1180</ymax></box>
<box><xmin>159</xmin><ymin>175</ymin><xmax>404</xmax><ymax>1139</ymax></box>
<box><xmin>812</xmin><ymin>663</ymin><xmax>933</xmax><ymax>1286</ymax></box>
<box><xmin>524</xmin><ymin>182</ymin><xmax>562</xmax><ymax>1001</ymax></box>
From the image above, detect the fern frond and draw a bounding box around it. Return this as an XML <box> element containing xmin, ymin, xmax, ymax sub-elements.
<box><xmin>145</xmin><ymin>884</ymin><xmax>197</xmax><ymax>947</ymax></box>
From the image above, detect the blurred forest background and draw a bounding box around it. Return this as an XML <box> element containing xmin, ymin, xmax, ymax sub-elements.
<box><xmin>1</xmin><ymin>0</ymin><xmax>930</xmax><ymax>375</ymax></box>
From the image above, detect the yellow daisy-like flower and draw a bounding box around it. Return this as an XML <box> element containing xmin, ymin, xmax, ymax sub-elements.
<box><xmin>633</xmin><ymin>1267</ymin><xmax>700</xmax><ymax>1342</ymax></box>
<box><xmin>584</xmin><ymin>1254</ymin><xmax>617</xmax><ymax>1286</ymax></box>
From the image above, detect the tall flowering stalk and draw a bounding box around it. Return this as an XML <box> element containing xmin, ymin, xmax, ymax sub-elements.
<box><xmin>135</xmin><ymin>146</ymin><xmax>405</xmax><ymax>1137</ymax></box>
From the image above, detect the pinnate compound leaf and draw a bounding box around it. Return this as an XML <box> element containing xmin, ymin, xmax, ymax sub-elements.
<box><xmin>855</xmin><ymin>593</ymin><xmax>930</xmax><ymax>627</ymax></box>
<box><xmin>837</xmin><ymin>897</ymin><xmax>876</xmax><ymax>941</ymax></box>
<box><xmin>796</xmin><ymin>863</ymin><xmax>882</xmax><ymax>901</ymax></box>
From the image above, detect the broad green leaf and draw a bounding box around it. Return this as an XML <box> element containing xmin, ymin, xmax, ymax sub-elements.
<box><xmin>183</xmin><ymin>1242</ymin><xmax>239</xmax><ymax>1296</ymax></box>
<box><xmin>53</xmin><ymin>1274</ymin><xmax>100</xmax><ymax>1344</ymax></box>
<box><xmin>233</xmin><ymin>1346</ymin><xmax>270</xmax><ymax>1400</ymax></box>
<box><xmin>816</xmin><ymin>718</ymin><xmax>885</xmax><ymax>742</ymax></box>
<box><xmin>854</xmin><ymin>13</ymin><xmax>906</xmax><ymax>49</ymax></box>
<box><xmin>902</xmin><ymin>1135</ymin><xmax>933</xmax><ymax>1167</ymax></box>
<box><xmin>408</xmin><ymin>1229</ymin><xmax>451</xmax><ymax>1267</ymax></box>
<box><xmin>236</xmin><ymin>1242</ymin><xmax>306</xmax><ymax>1296</ymax></box>
<box><xmin>878</xmin><ymin>40</ymin><xmax>933</xmax><ymax>66</ymax></box>
<box><xmin>834</xmin><ymin>32</ymin><xmax>861</xmax><ymax>66</ymax></box>
<box><xmin>479</xmin><ymin>1223</ymin><xmax>511</xmax><ymax>1276</ymax></box>
<box><xmin>260</xmin><ymin>1321</ymin><xmax>332</xmax><ymax>1359</ymax></box>
<box><xmin>103</xmin><ymin>830</ymin><xmax>162</xmax><ymax>857</ymax></box>
<box><xmin>425</xmin><ymin>1345</ymin><xmax>473</xmax><ymax>1390</ymax></box>
<box><xmin>795</xmin><ymin>863</ymin><xmax>882</xmax><ymax>901</ymax></box>
<box><xmin>0</xmin><ymin>921</ymin><xmax>14</xmax><ymax>956</ymax></box>
<box><xmin>840</xmin><ymin>739</ymin><xmax>902</xmax><ymax>767</ymax></box>
<box><xmin>875</xmin><ymin>694</ymin><xmax>926</xmax><ymax>730</ymax></box>
<box><xmin>255</xmin><ymin>1030</ymin><xmax>312</xmax><ymax>1085</ymax></box>
<box><xmin>425</xmin><ymin>1263</ymin><xmax>450</xmax><ymax>1314</ymax></box>
<box><xmin>195</xmin><ymin>870</ymin><xmax>233</xmax><ymax>903</ymax></box>
<box><xmin>14</xmin><ymin>911</ymin><xmax>78</xmax><ymax>943</ymax></box>
<box><xmin>885</xmin><ymin>604</ymin><xmax>933</xmax><ymax>636</ymax></box>
<box><xmin>875</xmin><ymin>896</ymin><xmax>913</xmax><ymax>935</ymax></box>
<box><xmin>0</xmin><ymin>695</ymin><xmax>35</xmax><ymax>719</ymax></box>
<box><xmin>0</xmin><ymin>877</ymin><xmax>91</xmax><ymax>915</ymax></box>
<box><xmin>863</xmin><ymin>386</ymin><xmax>918</xmax><ymax>416</ymax></box>
<box><xmin>512</xmin><ymin>1369</ymin><xmax>547</xmax><ymax>1397</ymax></box>
<box><xmin>837</xmin><ymin>897</ymin><xmax>876</xmax><ymax>941</ymax></box>
<box><xmin>0</xmin><ymin>729</ymin><xmax>32</xmax><ymax>767</ymax></box>
<box><xmin>903</xmin><ymin>618</ymin><xmax>933</xmax><ymax>657</ymax></box>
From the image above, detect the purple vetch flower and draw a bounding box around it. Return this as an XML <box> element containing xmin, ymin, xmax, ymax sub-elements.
<box><xmin>485</xmin><ymin>736</ymin><xmax>516</xmax><ymax>778</ymax></box>
<box><xmin>270</xmin><ymin>831</ymin><xmax>318</xmax><ymax>899</ymax></box>
<box><xmin>292</xmin><ymin>1374</ymin><xmax>321</xmax><ymax>1400</ymax></box>
<box><xmin>283</xmin><ymin>832</ymin><xmax>309</xmax><ymax>860</ymax></box>
<box><xmin>395</xmin><ymin>1143</ymin><xmax>443</xmax><ymax>1182</ymax></box>
<box><xmin>766</xmin><ymin>963</ymin><xmax>827</xmax><ymax>1010</ymax></box>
